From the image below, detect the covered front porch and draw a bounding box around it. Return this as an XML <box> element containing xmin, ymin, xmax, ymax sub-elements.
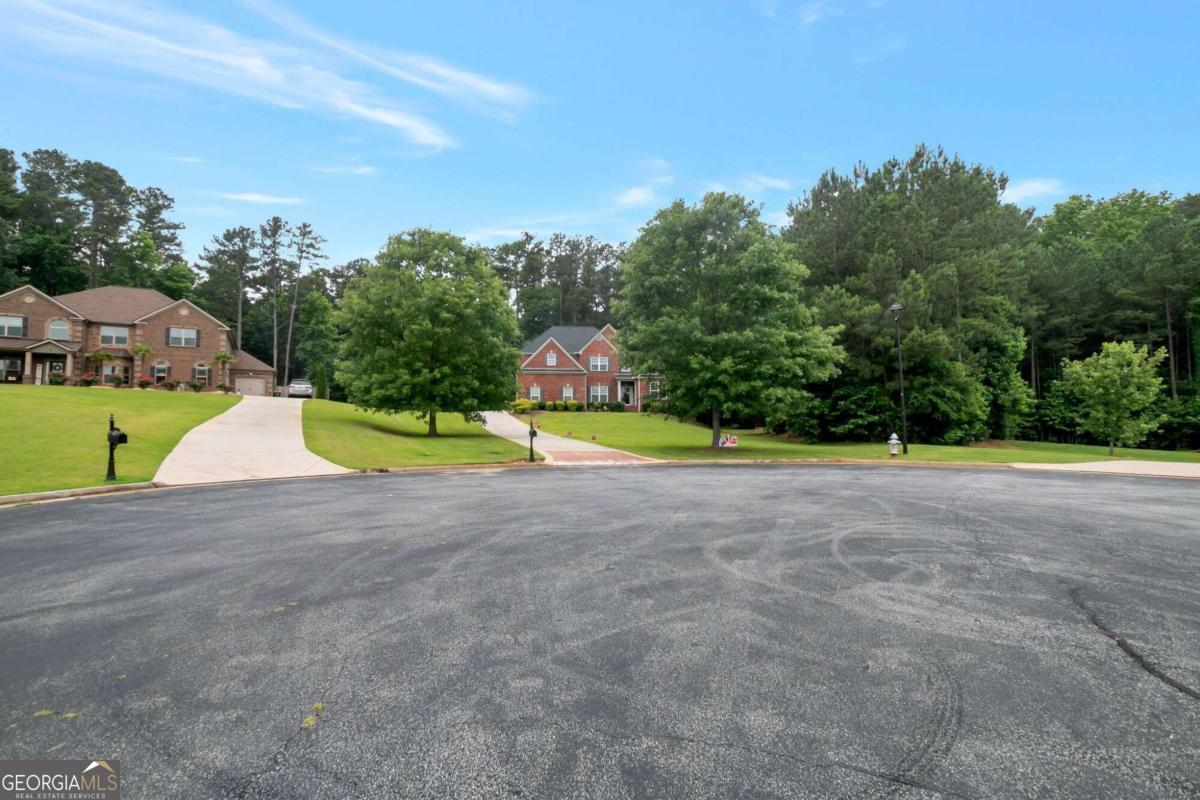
<box><xmin>0</xmin><ymin>340</ymin><xmax>81</xmax><ymax>385</ymax></box>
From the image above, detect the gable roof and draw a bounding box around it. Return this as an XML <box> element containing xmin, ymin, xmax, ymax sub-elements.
<box><xmin>54</xmin><ymin>286</ymin><xmax>176</xmax><ymax>324</ymax></box>
<box><xmin>521</xmin><ymin>325</ymin><xmax>602</xmax><ymax>354</ymax></box>
<box><xmin>519</xmin><ymin>336</ymin><xmax>587</xmax><ymax>372</ymax></box>
<box><xmin>0</xmin><ymin>285</ymin><xmax>85</xmax><ymax>318</ymax></box>
<box><xmin>232</xmin><ymin>350</ymin><xmax>274</xmax><ymax>373</ymax></box>
<box><xmin>133</xmin><ymin>298</ymin><xmax>230</xmax><ymax>329</ymax></box>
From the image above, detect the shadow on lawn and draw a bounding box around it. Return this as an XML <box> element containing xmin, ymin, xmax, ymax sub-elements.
<box><xmin>360</xmin><ymin>418</ymin><xmax>489</xmax><ymax>440</ymax></box>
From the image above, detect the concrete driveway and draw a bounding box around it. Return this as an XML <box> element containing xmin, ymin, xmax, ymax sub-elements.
<box><xmin>482</xmin><ymin>411</ymin><xmax>654</xmax><ymax>464</ymax></box>
<box><xmin>1</xmin><ymin>466</ymin><xmax>1197</xmax><ymax>798</ymax></box>
<box><xmin>153</xmin><ymin>396</ymin><xmax>350</xmax><ymax>485</ymax></box>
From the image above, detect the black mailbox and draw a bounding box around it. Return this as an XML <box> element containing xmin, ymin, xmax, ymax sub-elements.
<box><xmin>529</xmin><ymin>428</ymin><xmax>537</xmax><ymax>438</ymax></box>
<box><xmin>108</xmin><ymin>429</ymin><xmax>128</xmax><ymax>446</ymax></box>
<box><xmin>106</xmin><ymin>414</ymin><xmax>127</xmax><ymax>480</ymax></box>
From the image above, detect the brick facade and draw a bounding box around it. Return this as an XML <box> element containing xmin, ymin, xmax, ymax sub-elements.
<box><xmin>516</xmin><ymin>325</ymin><xmax>658</xmax><ymax>410</ymax></box>
<box><xmin>0</xmin><ymin>285</ymin><xmax>270</xmax><ymax>392</ymax></box>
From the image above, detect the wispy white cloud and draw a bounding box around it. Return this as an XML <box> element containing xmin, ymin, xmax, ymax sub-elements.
<box><xmin>311</xmin><ymin>164</ymin><xmax>377</xmax><ymax>175</ymax></box>
<box><xmin>1002</xmin><ymin>178</ymin><xmax>1066</xmax><ymax>206</ymax></box>
<box><xmin>615</xmin><ymin>186</ymin><xmax>657</xmax><ymax>207</ymax></box>
<box><xmin>854</xmin><ymin>33</ymin><xmax>908</xmax><ymax>63</ymax></box>
<box><xmin>218</xmin><ymin>192</ymin><xmax>305</xmax><ymax>205</ymax></box>
<box><xmin>162</xmin><ymin>154</ymin><xmax>204</xmax><ymax>164</ymax></box>
<box><xmin>799</xmin><ymin>1</ymin><xmax>835</xmax><ymax>26</ymax></box>
<box><xmin>245</xmin><ymin>0</ymin><xmax>532</xmax><ymax>122</ymax></box>
<box><xmin>740</xmin><ymin>173</ymin><xmax>795</xmax><ymax>193</ymax></box>
<box><xmin>7</xmin><ymin>0</ymin><xmax>458</xmax><ymax>149</ymax></box>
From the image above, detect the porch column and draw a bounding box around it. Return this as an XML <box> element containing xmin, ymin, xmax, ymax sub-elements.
<box><xmin>22</xmin><ymin>351</ymin><xmax>33</xmax><ymax>384</ymax></box>
<box><xmin>65</xmin><ymin>353</ymin><xmax>74</xmax><ymax>381</ymax></box>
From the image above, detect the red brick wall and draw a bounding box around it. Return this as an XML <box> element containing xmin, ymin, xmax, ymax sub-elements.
<box><xmin>517</xmin><ymin>371</ymin><xmax>585</xmax><ymax>403</ymax></box>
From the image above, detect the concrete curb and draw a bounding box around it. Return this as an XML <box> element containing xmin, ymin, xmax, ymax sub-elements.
<box><xmin>0</xmin><ymin>482</ymin><xmax>158</xmax><ymax>507</ymax></box>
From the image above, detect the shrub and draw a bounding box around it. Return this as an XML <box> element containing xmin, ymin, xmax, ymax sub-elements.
<box><xmin>78</xmin><ymin>372</ymin><xmax>98</xmax><ymax>387</ymax></box>
<box><xmin>216</xmin><ymin>382</ymin><xmax>230</xmax><ymax>394</ymax></box>
<box><xmin>512</xmin><ymin>398</ymin><xmax>535</xmax><ymax>414</ymax></box>
<box><xmin>162</xmin><ymin>379</ymin><xmax>177</xmax><ymax>391</ymax></box>
<box><xmin>189</xmin><ymin>381</ymin><xmax>205</xmax><ymax>392</ymax></box>
<box><xmin>48</xmin><ymin>373</ymin><xmax>65</xmax><ymax>386</ymax></box>
<box><xmin>565</xmin><ymin>400</ymin><xmax>580</xmax><ymax>412</ymax></box>
<box><xmin>537</xmin><ymin>400</ymin><xmax>546</xmax><ymax>410</ymax></box>
<box><xmin>610</xmin><ymin>401</ymin><xmax>625</xmax><ymax>412</ymax></box>
<box><xmin>111</xmin><ymin>376</ymin><xmax>125</xmax><ymax>388</ymax></box>
<box><xmin>136</xmin><ymin>374</ymin><xmax>153</xmax><ymax>389</ymax></box>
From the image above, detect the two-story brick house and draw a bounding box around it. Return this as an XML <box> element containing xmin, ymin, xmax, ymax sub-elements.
<box><xmin>0</xmin><ymin>284</ymin><xmax>275</xmax><ymax>395</ymax></box>
<box><xmin>516</xmin><ymin>324</ymin><xmax>660</xmax><ymax>410</ymax></box>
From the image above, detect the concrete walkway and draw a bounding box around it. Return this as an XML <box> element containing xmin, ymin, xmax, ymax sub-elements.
<box><xmin>481</xmin><ymin>411</ymin><xmax>655</xmax><ymax>465</ymax></box>
<box><xmin>154</xmin><ymin>396</ymin><xmax>351</xmax><ymax>486</ymax></box>
<box><xmin>1010</xmin><ymin>459</ymin><xmax>1200</xmax><ymax>479</ymax></box>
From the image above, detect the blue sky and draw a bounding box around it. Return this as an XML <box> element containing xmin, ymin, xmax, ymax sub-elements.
<box><xmin>2</xmin><ymin>0</ymin><xmax>1198</xmax><ymax>265</ymax></box>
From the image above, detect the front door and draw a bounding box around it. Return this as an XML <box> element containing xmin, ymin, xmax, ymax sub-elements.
<box><xmin>620</xmin><ymin>380</ymin><xmax>636</xmax><ymax>406</ymax></box>
<box><xmin>34</xmin><ymin>361</ymin><xmax>44</xmax><ymax>385</ymax></box>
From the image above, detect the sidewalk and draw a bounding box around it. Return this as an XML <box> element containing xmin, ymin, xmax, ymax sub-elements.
<box><xmin>481</xmin><ymin>411</ymin><xmax>655</xmax><ymax>465</ymax></box>
<box><xmin>154</xmin><ymin>396</ymin><xmax>351</xmax><ymax>485</ymax></box>
<box><xmin>1010</xmin><ymin>460</ymin><xmax>1200</xmax><ymax>479</ymax></box>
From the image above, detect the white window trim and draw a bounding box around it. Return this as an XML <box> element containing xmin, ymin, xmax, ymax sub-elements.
<box><xmin>100</xmin><ymin>325</ymin><xmax>129</xmax><ymax>345</ymax></box>
<box><xmin>546</xmin><ymin>351</ymin><xmax>557</xmax><ymax>366</ymax></box>
<box><xmin>47</xmin><ymin>319</ymin><xmax>70</xmax><ymax>340</ymax></box>
<box><xmin>528</xmin><ymin>386</ymin><xmax>541</xmax><ymax>401</ymax></box>
<box><xmin>589</xmin><ymin>355</ymin><xmax>609</xmax><ymax>372</ymax></box>
<box><xmin>0</xmin><ymin>315</ymin><xmax>23</xmax><ymax>336</ymax></box>
<box><xmin>194</xmin><ymin>363</ymin><xmax>209</xmax><ymax>383</ymax></box>
<box><xmin>152</xmin><ymin>363</ymin><xmax>169</xmax><ymax>384</ymax></box>
<box><xmin>589</xmin><ymin>385</ymin><xmax>609</xmax><ymax>404</ymax></box>
<box><xmin>562</xmin><ymin>386</ymin><xmax>574</xmax><ymax>401</ymax></box>
<box><xmin>169</xmin><ymin>326</ymin><xmax>198</xmax><ymax>347</ymax></box>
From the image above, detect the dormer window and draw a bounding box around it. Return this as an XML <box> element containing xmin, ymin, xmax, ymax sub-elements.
<box><xmin>546</xmin><ymin>351</ymin><xmax>557</xmax><ymax>366</ymax></box>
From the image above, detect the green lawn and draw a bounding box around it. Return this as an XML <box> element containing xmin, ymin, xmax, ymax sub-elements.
<box><xmin>302</xmin><ymin>400</ymin><xmax>532</xmax><ymax>469</ymax></box>
<box><xmin>521</xmin><ymin>411</ymin><xmax>1200</xmax><ymax>464</ymax></box>
<box><xmin>0</xmin><ymin>385</ymin><xmax>240</xmax><ymax>496</ymax></box>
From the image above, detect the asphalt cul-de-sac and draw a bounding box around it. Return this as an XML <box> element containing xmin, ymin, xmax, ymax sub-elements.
<box><xmin>0</xmin><ymin>465</ymin><xmax>1197</xmax><ymax>799</ymax></box>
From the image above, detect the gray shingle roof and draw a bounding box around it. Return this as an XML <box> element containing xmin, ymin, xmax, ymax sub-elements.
<box><xmin>521</xmin><ymin>325</ymin><xmax>603</xmax><ymax>354</ymax></box>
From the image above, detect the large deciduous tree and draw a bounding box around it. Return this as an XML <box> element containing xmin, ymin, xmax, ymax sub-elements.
<box><xmin>296</xmin><ymin>290</ymin><xmax>336</xmax><ymax>400</ymax></box>
<box><xmin>335</xmin><ymin>229</ymin><xmax>519</xmax><ymax>436</ymax></box>
<box><xmin>618</xmin><ymin>193</ymin><xmax>843</xmax><ymax>447</ymax></box>
<box><xmin>1060</xmin><ymin>341</ymin><xmax>1166</xmax><ymax>455</ymax></box>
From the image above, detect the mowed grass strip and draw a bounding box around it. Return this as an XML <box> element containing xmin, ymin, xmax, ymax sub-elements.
<box><xmin>521</xmin><ymin>411</ymin><xmax>1200</xmax><ymax>464</ymax></box>
<box><xmin>302</xmin><ymin>400</ymin><xmax>531</xmax><ymax>469</ymax></box>
<box><xmin>0</xmin><ymin>385</ymin><xmax>240</xmax><ymax>496</ymax></box>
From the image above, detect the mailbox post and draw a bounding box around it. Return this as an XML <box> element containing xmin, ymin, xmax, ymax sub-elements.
<box><xmin>528</xmin><ymin>418</ymin><xmax>537</xmax><ymax>463</ymax></box>
<box><xmin>106</xmin><ymin>413</ymin><xmax>128</xmax><ymax>480</ymax></box>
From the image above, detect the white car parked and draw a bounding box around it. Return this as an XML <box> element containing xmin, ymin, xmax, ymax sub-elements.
<box><xmin>287</xmin><ymin>378</ymin><xmax>313</xmax><ymax>398</ymax></box>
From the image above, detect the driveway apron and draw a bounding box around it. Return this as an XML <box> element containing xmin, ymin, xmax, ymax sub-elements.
<box><xmin>154</xmin><ymin>396</ymin><xmax>351</xmax><ymax>485</ymax></box>
<box><xmin>481</xmin><ymin>411</ymin><xmax>655</xmax><ymax>465</ymax></box>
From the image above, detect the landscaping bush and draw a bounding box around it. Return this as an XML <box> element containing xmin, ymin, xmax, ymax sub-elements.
<box><xmin>537</xmin><ymin>400</ymin><xmax>547</xmax><ymax>410</ymax></box>
<box><xmin>512</xmin><ymin>398</ymin><xmax>535</xmax><ymax>413</ymax></box>
<box><xmin>552</xmin><ymin>400</ymin><xmax>565</xmax><ymax>411</ymax></box>
<box><xmin>189</xmin><ymin>381</ymin><xmax>204</xmax><ymax>392</ymax></box>
<box><xmin>565</xmin><ymin>400</ymin><xmax>580</xmax><ymax>411</ymax></box>
<box><xmin>136</xmin><ymin>374</ymin><xmax>153</xmax><ymax>389</ymax></box>
<box><xmin>216</xmin><ymin>382</ymin><xmax>230</xmax><ymax>394</ymax></box>
<box><xmin>111</xmin><ymin>376</ymin><xmax>125</xmax><ymax>388</ymax></box>
<box><xmin>78</xmin><ymin>372</ymin><xmax>98</xmax><ymax>387</ymax></box>
<box><xmin>48</xmin><ymin>373</ymin><xmax>65</xmax><ymax>386</ymax></box>
<box><xmin>162</xmin><ymin>379</ymin><xmax>177</xmax><ymax>391</ymax></box>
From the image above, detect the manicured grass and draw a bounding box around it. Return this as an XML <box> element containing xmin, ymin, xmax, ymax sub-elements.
<box><xmin>521</xmin><ymin>411</ymin><xmax>1200</xmax><ymax>464</ymax></box>
<box><xmin>0</xmin><ymin>385</ymin><xmax>240</xmax><ymax>496</ymax></box>
<box><xmin>302</xmin><ymin>400</ymin><xmax>531</xmax><ymax>469</ymax></box>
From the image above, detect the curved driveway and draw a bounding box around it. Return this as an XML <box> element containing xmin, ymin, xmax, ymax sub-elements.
<box><xmin>0</xmin><ymin>466</ymin><xmax>1197</xmax><ymax>798</ymax></box>
<box><xmin>153</xmin><ymin>395</ymin><xmax>349</xmax><ymax>485</ymax></box>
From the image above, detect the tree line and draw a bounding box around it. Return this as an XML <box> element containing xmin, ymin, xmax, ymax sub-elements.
<box><xmin>3</xmin><ymin>144</ymin><xmax>1196</xmax><ymax>450</ymax></box>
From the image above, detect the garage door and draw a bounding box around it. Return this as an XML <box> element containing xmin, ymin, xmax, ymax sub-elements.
<box><xmin>235</xmin><ymin>377</ymin><xmax>266</xmax><ymax>396</ymax></box>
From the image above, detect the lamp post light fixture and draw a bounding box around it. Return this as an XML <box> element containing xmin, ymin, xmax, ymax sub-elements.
<box><xmin>889</xmin><ymin>303</ymin><xmax>909</xmax><ymax>455</ymax></box>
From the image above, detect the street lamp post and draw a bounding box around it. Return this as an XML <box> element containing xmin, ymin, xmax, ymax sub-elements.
<box><xmin>889</xmin><ymin>303</ymin><xmax>909</xmax><ymax>455</ymax></box>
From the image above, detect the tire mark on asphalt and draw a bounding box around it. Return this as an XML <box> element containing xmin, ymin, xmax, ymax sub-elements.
<box><xmin>1067</xmin><ymin>585</ymin><xmax>1200</xmax><ymax>703</ymax></box>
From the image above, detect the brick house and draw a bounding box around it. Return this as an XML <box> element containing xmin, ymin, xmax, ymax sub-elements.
<box><xmin>516</xmin><ymin>324</ymin><xmax>660</xmax><ymax>411</ymax></box>
<box><xmin>0</xmin><ymin>284</ymin><xmax>276</xmax><ymax>395</ymax></box>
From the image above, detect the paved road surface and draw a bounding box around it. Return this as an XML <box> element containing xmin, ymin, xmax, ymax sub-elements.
<box><xmin>1</xmin><ymin>466</ymin><xmax>1197</xmax><ymax>798</ymax></box>
<box><xmin>153</xmin><ymin>395</ymin><xmax>349</xmax><ymax>485</ymax></box>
